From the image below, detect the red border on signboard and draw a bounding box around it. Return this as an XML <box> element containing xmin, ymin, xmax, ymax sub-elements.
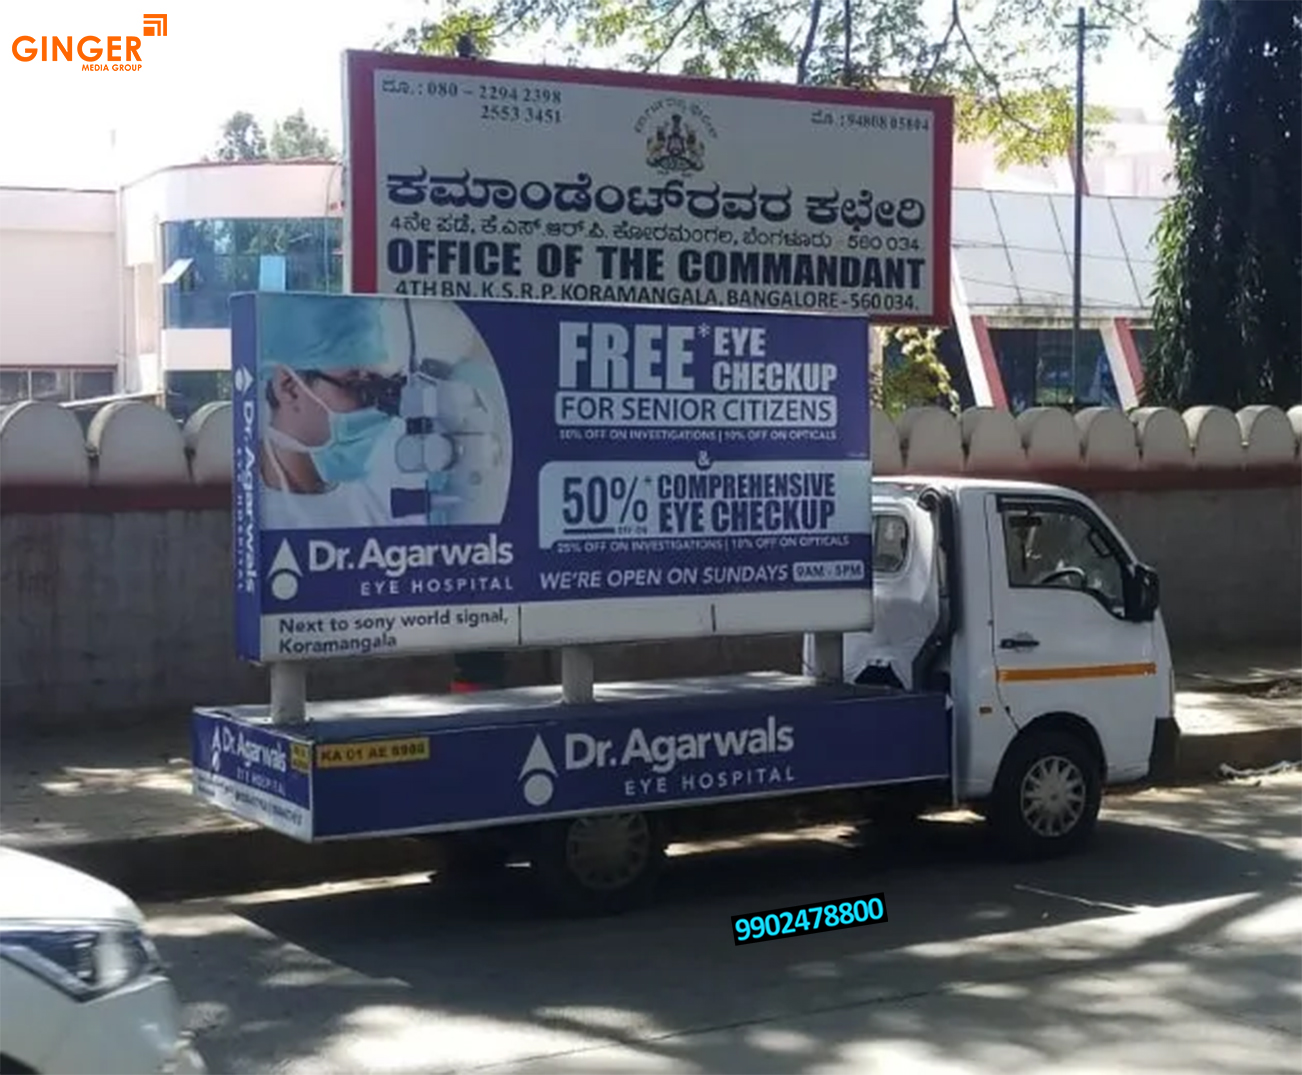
<box><xmin>344</xmin><ymin>50</ymin><xmax>954</xmax><ymax>326</ymax></box>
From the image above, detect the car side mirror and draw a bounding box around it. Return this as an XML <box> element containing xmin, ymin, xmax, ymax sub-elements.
<box><xmin>1126</xmin><ymin>563</ymin><xmax>1160</xmax><ymax>623</ymax></box>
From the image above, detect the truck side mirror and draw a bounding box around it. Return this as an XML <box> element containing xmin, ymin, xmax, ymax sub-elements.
<box><xmin>1126</xmin><ymin>563</ymin><xmax>1160</xmax><ymax>623</ymax></box>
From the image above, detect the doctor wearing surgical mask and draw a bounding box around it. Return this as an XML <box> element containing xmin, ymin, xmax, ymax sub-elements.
<box><xmin>258</xmin><ymin>298</ymin><xmax>400</xmax><ymax>530</ymax></box>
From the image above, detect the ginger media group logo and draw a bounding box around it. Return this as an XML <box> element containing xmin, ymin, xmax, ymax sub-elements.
<box><xmin>10</xmin><ymin>13</ymin><xmax>168</xmax><ymax>70</ymax></box>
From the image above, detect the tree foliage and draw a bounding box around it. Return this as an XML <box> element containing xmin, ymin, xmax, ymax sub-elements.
<box><xmin>383</xmin><ymin>0</ymin><xmax>1166</xmax><ymax>165</ymax></box>
<box><xmin>209</xmin><ymin>109</ymin><xmax>337</xmax><ymax>163</ymax></box>
<box><xmin>1145</xmin><ymin>0</ymin><xmax>1301</xmax><ymax>410</ymax></box>
<box><xmin>210</xmin><ymin>110</ymin><xmax>268</xmax><ymax>162</ymax></box>
<box><xmin>270</xmin><ymin>109</ymin><xmax>338</xmax><ymax>160</ymax></box>
<box><xmin>874</xmin><ymin>327</ymin><xmax>960</xmax><ymax>417</ymax></box>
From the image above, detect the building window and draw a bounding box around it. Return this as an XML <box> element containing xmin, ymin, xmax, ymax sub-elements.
<box><xmin>161</xmin><ymin>217</ymin><xmax>343</xmax><ymax>330</ymax></box>
<box><xmin>987</xmin><ymin>327</ymin><xmax>1120</xmax><ymax>413</ymax></box>
<box><xmin>164</xmin><ymin>370</ymin><xmax>232</xmax><ymax>421</ymax></box>
<box><xmin>0</xmin><ymin>368</ymin><xmax>116</xmax><ymax>405</ymax></box>
<box><xmin>0</xmin><ymin>371</ymin><xmax>28</xmax><ymax>405</ymax></box>
<box><xmin>881</xmin><ymin>327</ymin><xmax>976</xmax><ymax>410</ymax></box>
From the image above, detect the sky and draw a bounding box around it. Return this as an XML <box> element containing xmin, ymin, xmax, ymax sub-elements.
<box><xmin>0</xmin><ymin>0</ymin><xmax>1197</xmax><ymax>190</ymax></box>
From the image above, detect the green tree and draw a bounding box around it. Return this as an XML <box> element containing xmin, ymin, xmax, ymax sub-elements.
<box><xmin>270</xmin><ymin>109</ymin><xmax>338</xmax><ymax>160</ymax></box>
<box><xmin>875</xmin><ymin>327</ymin><xmax>960</xmax><ymax>417</ymax></box>
<box><xmin>1145</xmin><ymin>1</ymin><xmax>1301</xmax><ymax>410</ymax></box>
<box><xmin>384</xmin><ymin>0</ymin><xmax>1161</xmax><ymax>166</ymax></box>
<box><xmin>210</xmin><ymin>110</ymin><xmax>268</xmax><ymax>162</ymax></box>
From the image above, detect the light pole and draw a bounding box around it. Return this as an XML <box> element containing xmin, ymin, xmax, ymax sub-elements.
<box><xmin>1068</xmin><ymin>6</ymin><xmax>1108</xmax><ymax>408</ymax></box>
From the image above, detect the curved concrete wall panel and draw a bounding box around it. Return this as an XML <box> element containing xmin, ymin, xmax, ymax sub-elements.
<box><xmin>1238</xmin><ymin>405</ymin><xmax>1296</xmax><ymax>465</ymax></box>
<box><xmin>898</xmin><ymin>406</ymin><xmax>963</xmax><ymax>473</ymax></box>
<box><xmin>2</xmin><ymin>401</ymin><xmax>1300</xmax><ymax>491</ymax></box>
<box><xmin>961</xmin><ymin>407</ymin><xmax>1026</xmax><ymax>473</ymax></box>
<box><xmin>185</xmin><ymin>402</ymin><xmax>235</xmax><ymax>485</ymax></box>
<box><xmin>0</xmin><ymin>401</ymin><xmax>91</xmax><ymax>486</ymax></box>
<box><xmin>88</xmin><ymin>401</ymin><xmax>190</xmax><ymax>485</ymax></box>
<box><xmin>1288</xmin><ymin>405</ymin><xmax>1302</xmax><ymax>449</ymax></box>
<box><xmin>1076</xmin><ymin>407</ymin><xmax>1140</xmax><ymax>470</ymax></box>
<box><xmin>1017</xmin><ymin>407</ymin><xmax>1082</xmax><ymax>468</ymax></box>
<box><xmin>1131</xmin><ymin>407</ymin><xmax>1194</xmax><ymax>468</ymax></box>
<box><xmin>870</xmin><ymin>408</ymin><xmax>903</xmax><ymax>475</ymax></box>
<box><xmin>1183</xmin><ymin>406</ymin><xmax>1246</xmax><ymax>468</ymax></box>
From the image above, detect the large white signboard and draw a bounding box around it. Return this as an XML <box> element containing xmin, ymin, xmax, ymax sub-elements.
<box><xmin>345</xmin><ymin>52</ymin><xmax>953</xmax><ymax>324</ymax></box>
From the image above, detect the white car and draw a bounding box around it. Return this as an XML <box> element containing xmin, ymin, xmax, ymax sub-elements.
<box><xmin>0</xmin><ymin>848</ymin><xmax>205</xmax><ymax>1075</ymax></box>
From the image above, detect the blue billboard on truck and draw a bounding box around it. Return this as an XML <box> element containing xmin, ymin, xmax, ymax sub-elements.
<box><xmin>231</xmin><ymin>292</ymin><xmax>873</xmax><ymax>661</ymax></box>
<box><xmin>193</xmin><ymin>679</ymin><xmax>951</xmax><ymax>841</ymax></box>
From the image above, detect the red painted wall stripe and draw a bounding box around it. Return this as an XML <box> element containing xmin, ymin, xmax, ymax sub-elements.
<box><xmin>970</xmin><ymin>316</ymin><xmax>1009</xmax><ymax>409</ymax></box>
<box><xmin>1115</xmin><ymin>318</ymin><xmax>1145</xmax><ymax>401</ymax></box>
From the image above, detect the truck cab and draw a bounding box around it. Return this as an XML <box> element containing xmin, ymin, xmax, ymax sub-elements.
<box><xmin>807</xmin><ymin>476</ymin><xmax>1172</xmax><ymax>856</ymax></box>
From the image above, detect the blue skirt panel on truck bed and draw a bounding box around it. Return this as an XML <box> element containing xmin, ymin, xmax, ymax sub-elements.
<box><xmin>191</xmin><ymin>672</ymin><xmax>952</xmax><ymax>842</ymax></box>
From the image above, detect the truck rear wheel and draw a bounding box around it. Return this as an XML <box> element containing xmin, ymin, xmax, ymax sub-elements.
<box><xmin>988</xmin><ymin>729</ymin><xmax>1101</xmax><ymax>860</ymax></box>
<box><xmin>530</xmin><ymin>812</ymin><xmax>665</xmax><ymax>916</ymax></box>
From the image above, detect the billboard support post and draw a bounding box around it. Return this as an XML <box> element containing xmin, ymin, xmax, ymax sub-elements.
<box><xmin>561</xmin><ymin>647</ymin><xmax>596</xmax><ymax>705</ymax></box>
<box><xmin>810</xmin><ymin>632</ymin><xmax>844</xmax><ymax>684</ymax></box>
<box><xmin>270</xmin><ymin>662</ymin><xmax>307</xmax><ymax>725</ymax></box>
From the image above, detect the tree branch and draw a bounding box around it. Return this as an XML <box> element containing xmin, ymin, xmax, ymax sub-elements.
<box><xmin>642</xmin><ymin>0</ymin><xmax>707</xmax><ymax>70</ymax></box>
<box><xmin>1092</xmin><ymin>0</ymin><xmax>1176</xmax><ymax>51</ymax></box>
<box><xmin>919</xmin><ymin>0</ymin><xmax>960</xmax><ymax>92</ymax></box>
<box><xmin>796</xmin><ymin>0</ymin><xmax>824</xmax><ymax>84</ymax></box>
<box><xmin>951</xmin><ymin>0</ymin><xmax>1044</xmax><ymax>140</ymax></box>
<box><xmin>492</xmin><ymin>1</ymin><xmax>546</xmax><ymax>43</ymax></box>
<box><xmin>841</xmin><ymin>0</ymin><xmax>852</xmax><ymax>85</ymax></box>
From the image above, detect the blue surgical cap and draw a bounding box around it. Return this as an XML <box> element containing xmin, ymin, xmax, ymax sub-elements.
<box><xmin>258</xmin><ymin>295</ymin><xmax>389</xmax><ymax>374</ymax></box>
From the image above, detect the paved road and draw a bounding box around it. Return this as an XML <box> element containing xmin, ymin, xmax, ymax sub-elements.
<box><xmin>149</xmin><ymin>777</ymin><xmax>1302</xmax><ymax>1074</ymax></box>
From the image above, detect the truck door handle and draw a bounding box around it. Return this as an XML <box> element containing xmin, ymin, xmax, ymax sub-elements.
<box><xmin>1000</xmin><ymin>635</ymin><xmax>1040</xmax><ymax>650</ymax></box>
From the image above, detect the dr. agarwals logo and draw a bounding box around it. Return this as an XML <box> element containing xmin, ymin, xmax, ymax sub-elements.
<box><xmin>267</xmin><ymin>539</ymin><xmax>303</xmax><ymax>601</ymax></box>
<box><xmin>636</xmin><ymin>97</ymin><xmax>717</xmax><ymax>175</ymax></box>
<box><xmin>210</xmin><ymin>729</ymin><xmax>222</xmax><ymax>774</ymax></box>
<box><xmin>519</xmin><ymin>735</ymin><xmax>558</xmax><ymax>806</ymax></box>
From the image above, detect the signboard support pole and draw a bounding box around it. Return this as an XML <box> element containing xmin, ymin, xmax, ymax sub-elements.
<box><xmin>809</xmin><ymin>632</ymin><xmax>844</xmax><ymax>684</ymax></box>
<box><xmin>560</xmin><ymin>647</ymin><xmax>595</xmax><ymax>705</ymax></box>
<box><xmin>269</xmin><ymin>662</ymin><xmax>307</xmax><ymax>725</ymax></box>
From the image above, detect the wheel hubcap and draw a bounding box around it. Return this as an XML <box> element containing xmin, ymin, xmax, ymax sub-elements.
<box><xmin>564</xmin><ymin>814</ymin><xmax>652</xmax><ymax>891</ymax></box>
<box><xmin>1019</xmin><ymin>755</ymin><xmax>1087</xmax><ymax>838</ymax></box>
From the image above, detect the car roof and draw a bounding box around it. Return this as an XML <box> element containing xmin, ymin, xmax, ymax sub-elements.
<box><xmin>873</xmin><ymin>474</ymin><xmax>1083</xmax><ymax>498</ymax></box>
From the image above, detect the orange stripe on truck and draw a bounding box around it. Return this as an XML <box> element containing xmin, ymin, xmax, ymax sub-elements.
<box><xmin>997</xmin><ymin>662</ymin><xmax>1158</xmax><ymax>683</ymax></box>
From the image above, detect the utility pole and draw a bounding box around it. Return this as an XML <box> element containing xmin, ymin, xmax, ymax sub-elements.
<box><xmin>447</xmin><ymin>29</ymin><xmax>509</xmax><ymax>695</ymax></box>
<box><xmin>1068</xmin><ymin>6</ymin><xmax>1108</xmax><ymax>408</ymax></box>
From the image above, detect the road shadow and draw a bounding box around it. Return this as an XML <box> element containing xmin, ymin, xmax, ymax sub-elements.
<box><xmin>153</xmin><ymin>782</ymin><xmax>1302</xmax><ymax>1074</ymax></box>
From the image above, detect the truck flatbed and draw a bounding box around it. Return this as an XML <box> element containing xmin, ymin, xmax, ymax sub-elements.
<box><xmin>192</xmin><ymin>673</ymin><xmax>951</xmax><ymax>843</ymax></box>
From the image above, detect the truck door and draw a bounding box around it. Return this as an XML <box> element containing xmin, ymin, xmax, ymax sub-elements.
<box><xmin>983</xmin><ymin>492</ymin><xmax>1165</xmax><ymax>782</ymax></box>
<box><xmin>805</xmin><ymin>496</ymin><xmax>941</xmax><ymax>690</ymax></box>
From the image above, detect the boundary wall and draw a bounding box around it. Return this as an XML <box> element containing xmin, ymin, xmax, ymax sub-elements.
<box><xmin>2</xmin><ymin>400</ymin><xmax>1299</xmax><ymax>726</ymax></box>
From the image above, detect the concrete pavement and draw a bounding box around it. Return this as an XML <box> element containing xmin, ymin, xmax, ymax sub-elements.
<box><xmin>1</xmin><ymin>647</ymin><xmax>1297</xmax><ymax>900</ymax></box>
<box><xmin>147</xmin><ymin>774</ymin><xmax>1302</xmax><ymax>1074</ymax></box>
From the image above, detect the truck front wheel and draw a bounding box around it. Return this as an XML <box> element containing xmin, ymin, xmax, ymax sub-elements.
<box><xmin>989</xmin><ymin>729</ymin><xmax>1101</xmax><ymax>860</ymax></box>
<box><xmin>530</xmin><ymin>812</ymin><xmax>666</xmax><ymax>916</ymax></box>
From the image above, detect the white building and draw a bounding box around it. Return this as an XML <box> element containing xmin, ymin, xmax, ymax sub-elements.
<box><xmin>0</xmin><ymin>160</ymin><xmax>341</xmax><ymax>416</ymax></box>
<box><xmin>0</xmin><ymin>109</ymin><xmax>1172</xmax><ymax>415</ymax></box>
